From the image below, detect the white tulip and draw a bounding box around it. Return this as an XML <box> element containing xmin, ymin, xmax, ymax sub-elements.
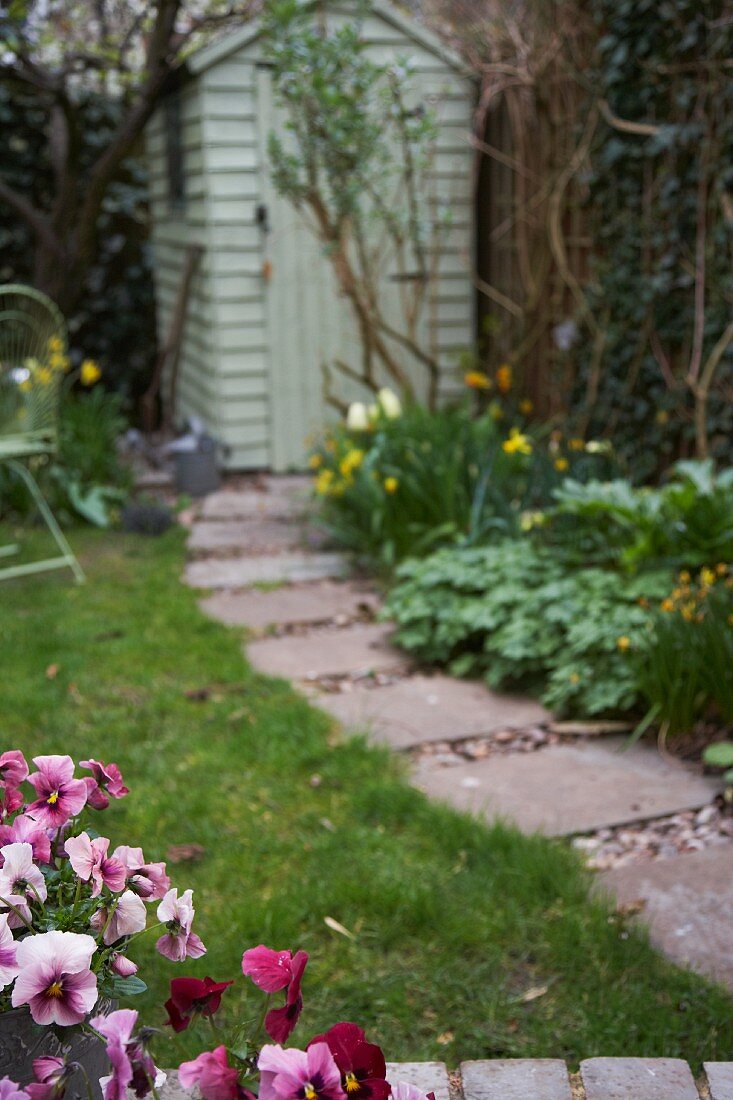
<box><xmin>377</xmin><ymin>387</ymin><xmax>402</xmax><ymax>419</ymax></box>
<box><xmin>346</xmin><ymin>402</ymin><xmax>370</xmax><ymax>431</ymax></box>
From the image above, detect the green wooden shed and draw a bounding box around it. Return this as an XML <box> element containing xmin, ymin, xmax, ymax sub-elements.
<box><xmin>145</xmin><ymin>1</ymin><xmax>476</xmax><ymax>471</ymax></box>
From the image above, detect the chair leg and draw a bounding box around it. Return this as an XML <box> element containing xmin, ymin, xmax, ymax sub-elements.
<box><xmin>4</xmin><ymin>460</ymin><xmax>85</xmax><ymax>583</ymax></box>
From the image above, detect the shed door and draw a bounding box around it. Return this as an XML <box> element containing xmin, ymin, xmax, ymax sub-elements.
<box><xmin>256</xmin><ymin>66</ymin><xmax>359</xmax><ymax>471</ymax></box>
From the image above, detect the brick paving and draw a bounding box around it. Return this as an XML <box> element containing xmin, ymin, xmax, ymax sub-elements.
<box><xmin>159</xmin><ymin>1060</ymin><xmax>733</xmax><ymax>1099</ymax></box>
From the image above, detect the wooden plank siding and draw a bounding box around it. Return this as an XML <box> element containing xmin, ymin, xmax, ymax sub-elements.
<box><xmin>146</xmin><ymin>4</ymin><xmax>476</xmax><ymax>469</ymax></box>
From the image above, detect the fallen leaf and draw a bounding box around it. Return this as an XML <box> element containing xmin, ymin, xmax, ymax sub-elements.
<box><xmin>167</xmin><ymin>843</ymin><xmax>205</xmax><ymax>864</ymax></box>
<box><xmin>324</xmin><ymin>916</ymin><xmax>355</xmax><ymax>940</ymax></box>
<box><xmin>436</xmin><ymin>1031</ymin><xmax>454</xmax><ymax>1045</ymax></box>
<box><xmin>520</xmin><ymin>984</ymin><xmax>548</xmax><ymax>1003</ymax></box>
<box><xmin>45</xmin><ymin>664</ymin><xmax>59</xmax><ymax>680</ymax></box>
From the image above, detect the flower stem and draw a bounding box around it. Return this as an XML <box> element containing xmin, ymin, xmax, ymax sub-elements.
<box><xmin>0</xmin><ymin>894</ymin><xmax>33</xmax><ymax>931</ymax></box>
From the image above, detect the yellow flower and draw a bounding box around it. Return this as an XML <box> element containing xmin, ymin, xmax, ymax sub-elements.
<box><xmin>617</xmin><ymin>636</ymin><xmax>631</xmax><ymax>651</ymax></box>
<box><xmin>518</xmin><ymin>398</ymin><xmax>533</xmax><ymax>415</ymax></box>
<box><xmin>308</xmin><ymin>453</ymin><xmax>322</xmax><ymax>469</ymax></box>
<box><xmin>502</xmin><ymin>427</ymin><xmax>532</xmax><ymax>456</ymax></box>
<box><xmin>554</xmin><ymin>457</ymin><xmax>569</xmax><ymax>472</ymax></box>
<box><xmin>716</xmin><ymin>562</ymin><xmax>728</xmax><ymax>576</ymax></box>
<box><xmin>47</xmin><ymin>335</ymin><xmax>64</xmax><ymax>354</ymax></box>
<box><xmin>569</xmin><ymin>672</ymin><xmax>580</xmax><ymax>685</ymax></box>
<box><xmin>660</xmin><ymin>598</ymin><xmax>674</xmax><ymax>612</ymax></box>
<box><xmin>80</xmin><ymin>360</ymin><xmax>101</xmax><ymax>386</ymax></box>
<box><xmin>19</xmin><ymin>379</ymin><xmax>31</xmax><ymax>394</ymax></box>
<box><xmin>700</xmin><ymin>566</ymin><xmax>716</xmax><ymax>588</ymax></box>
<box><xmin>315</xmin><ymin>469</ymin><xmax>334</xmax><ymax>495</ymax></box>
<box><xmin>678</xmin><ymin>570</ymin><xmax>691</xmax><ymax>584</ymax></box>
<box><xmin>384</xmin><ymin>477</ymin><xmax>399</xmax><ymax>494</ymax></box>
<box><xmin>496</xmin><ymin>364</ymin><xmax>512</xmax><ymax>393</ymax></box>
<box><xmin>464</xmin><ymin>370</ymin><xmax>492</xmax><ymax>391</ymax></box>
<box><xmin>569</xmin><ymin>437</ymin><xmax>585</xmax><ymax>451</ymax></box>
<box><xmin>339</xmin><ymin>449</ymin><xmax>365</xmax><ymax>478</ymax></box>
<box><xmin>36</xmin><ymin>366</ymin><xmax>53</xmax><ymax>386</ymax></box>
<box><xmin>520</xmin><ymin>510</ymin><xmax>545</xmax><ymax>532</ymax></box>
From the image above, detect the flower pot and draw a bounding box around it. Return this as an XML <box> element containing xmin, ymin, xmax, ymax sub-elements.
<box><xmin>0</xmin><ymin>1006</ymin><xmax>110</xmax><ymax>1099</ymax></box>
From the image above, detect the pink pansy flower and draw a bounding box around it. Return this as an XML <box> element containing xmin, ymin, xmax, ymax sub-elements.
<box><xmin>90</xmin><ymin>890</ymin><xmax>147</xmax><ymax>946</ymax></box>
<box><xmin>80</xmin><ymin>760</ymin><xmax>129</xmax><ymax>812</ymax></box>
<box><xmin>156</xmin><ymin>889</ymin><xmax>206</xmax><ymax>962</ymax></box>
<box><xmin>26</xmin><ymin>1057</ymin><xmax>68</xmax><ymax>1100</ymax></box>
<box><xmin>265</xmin><ymin>950</ymin><xmax>308</xmax><ymax>1043</ymax></box>
<box><xmin>65</xmin><ymin>833</ymin><xmax>126</xmax><ymax>898</ymax></box>
<box><xmin>0</xmin><ymin>789</ymin><xmax>23</xmax><ymax>821</ymax></box>
<box><xmin>179</xmin><ymin>1046</ymin><xmax>253</xmax><ymax>1100</ymax></box>
<box><xmin>0</xmin><ymin>1079</ymin><xmax>31</xmax><ymax>1100</ymax></box>
<box><xmin>391</xmin><ymin>1087</ymin><xmax>433</xmax><ymax>1100</ymax></box>
<box><xmin>12</xmin><ymin>931</ymin><xmax>98</xmax><ymax>1026</ymax></box>
<box><xmin>0</xmin><ymin>914</ymin><xmax>19</xmax><ymax>988</ymax></box>
<box><xmin>0</xmin><ymin>752</ymin><xmax>29</xmax><ymax>789</ymax></box>
<box><xmin>112</xmin><ymin>846</ymin><xmax>169</xmax><ymax>900</ymax></box>
<box><xmin>242</xmin><ymin>945</ymin><xmax>295</xmax><ymax>992</ymax></box>
<box><xmin>93</xmin><ymin>1009</ymin><xmax>166</xmax><ymax>1100</ymax></box>
<box><xmin>110</xmin><ymin>952</ymin><xmax>138</xmax><ymax>978</ymax></box>
<box><xmin>0</xmin><ymin>814</ymin><xmax>52</xmax><ymax>865</ymax></box>
<box><xmin>258</xmin><ymin>1044</ymin><xmax>344</xmax><ymax>1100</ymax></box>
<box><xmin>0</xmin><ymin>843</ymin><xmax>47</xmax><ymax>926</ymax></box>
<box><xmin>27</xmin><ymin>756</ymin><xmax>87</xmax><ymax>829</ymax></box>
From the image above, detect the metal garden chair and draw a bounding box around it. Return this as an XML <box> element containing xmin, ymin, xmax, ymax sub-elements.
<box><xmin>0</xmin><ymin>284</ymin><xmax>85</xmax><ymax>583</ymax></box>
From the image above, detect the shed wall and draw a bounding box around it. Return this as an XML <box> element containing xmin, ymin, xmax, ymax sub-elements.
<box><xmin>148</xmin><ymin>6</ymin><xmax>476</xmax><ymax>469</ymax></box>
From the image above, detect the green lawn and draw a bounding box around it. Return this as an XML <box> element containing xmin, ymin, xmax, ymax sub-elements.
<box><xmin>2</xmin><ymin>527</ymin><xmax>732</xmax><ymax>1069</ymax></box>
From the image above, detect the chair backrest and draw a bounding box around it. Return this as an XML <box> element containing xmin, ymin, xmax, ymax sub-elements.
<box><xmin>0</xmin><ymin>283</ymin><xmax>68</xmax><ymax>447</ymax></box>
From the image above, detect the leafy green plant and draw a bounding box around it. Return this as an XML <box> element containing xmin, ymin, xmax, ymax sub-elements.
<box><xmin>384</xmin><ymin>538</ymin><xmax>671</xmax><ymax>716</ymax></box>
<box><xmin>544</xmin><ymin>460</ymin><xmax>733</xmax><ymax>570</ymax></box>
<box><xmin>625</xmin><ymin>565</ymin><xmax>733</xmax><ymax>735</ymax></box>
<box><xmin>0</xmin><ymin>387</ymin><xmax>131</xmax><ymax>527</ymax></box>
<box><xmin>703</xmin><ymin>742</ymin><xmax>733</xmax><ymax>787</ymax></box>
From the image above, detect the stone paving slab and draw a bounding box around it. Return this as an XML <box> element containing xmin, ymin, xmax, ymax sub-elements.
<box><xmin>580</xmin><ymin>1057</ymin><xmax>698</xmax><ymax>1099</ymax></box>
<box><xmin>462</xmin><ymin>1059</ymin><xmax>571</xmax><ymax>1099</ymax></box>
<box><xmin>248</xmin><ymin>623</ymin><xmax>409</xmax><ymax>680</ymax></box>
<box><xmin>706</xmin><ymin>1063</ymin><xmax>733</xmax><ymax>1100</ymax></box>
<box><xmin>199</xmin><ymin>488</ymin><xmax>306</xmax><ymax>520</ymax></box>
<box><xmin>599</xmin><ymin>844</ymin><xmax>733</xmax><ymax>989</ymax></box>
<box><xmin>185</xmin><ymin>551</ymin><xmax>349</xmax><ymax>589</ymax></box>
<box><xmin>200</xmin><ymin>580</ymin><xmax>381</xmax><ymax>629</ymax></box>
<box><xmin>385</xmin><ymin>1063</ymin><xmax>450</xmax><ymax>1100</ymax></box>
<box><xmin>313</xmin><ymin>674</ymin><xmax>550</xmax><ymax>749</ymax></box>
<box><xmin>188</xmin><ymin>517</ymin><xmax>331</xmax><ymax>554</ymax></box>
<box><xmin>411</xmin><ymin>738</ymin><xmax>719</xmax><ymax>837</ymax></box>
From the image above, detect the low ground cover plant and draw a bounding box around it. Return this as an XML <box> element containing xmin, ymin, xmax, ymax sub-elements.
<box><xmin>3</xmin><ymin>527</ymin><xmax>732</xmax><ymax>1065</ymax></box>
<box><xmin>384</xmin><ymin>540</ymin><xmax>671</xmax><ymax>716</ymax></box>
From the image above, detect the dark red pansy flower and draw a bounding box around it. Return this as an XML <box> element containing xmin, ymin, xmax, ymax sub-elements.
<box><xmin>164</xmin><ymin>976</ymin><xmax>234</xmax><ymax>1033</ymax></box>
<box><xmin>308</xmin><ymin>1022</ymin><xmax>389</xmax><ymax>1100</ymax></box>
<box><xmin>264</xmin><ymin>949</ymin><xmax>308</xmax><ymax>1043</ymax></box>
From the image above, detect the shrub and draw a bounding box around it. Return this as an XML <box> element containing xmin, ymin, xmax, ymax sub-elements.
<box><xmin>310</xmin><ymin>399</ymin><xmax>614</xmax><ymax>571</ymax></box>
<box><xmin>625</xmin><ymin>564</ymin><xmax>733</xmax><ymax>734</ymax></box>
<box><xmin>384</xmin><ymin>539</ymin><xmax>671</xmax><ymax>716</ymax></box>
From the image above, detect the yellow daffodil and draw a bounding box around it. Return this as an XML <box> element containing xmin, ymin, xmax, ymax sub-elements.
<box><xmin>569</xmin><ymin>438</ymin><xmax>585</xmax><ymax>451</ymax></box>
<box><xmin>518</xmin><ymin>398</ymin><xmax>533</xmax><ymax>415</ymax></box>
<box><xmin>700</xmin><ymin>566</ymin><xmax>716</xmax><ymax>588</ymax></box>
<box><xmin>308</xmin><ymin>453</ymin><xmax>322</xmax><ymax>469</ymax></box>
<box><xmin>315</xmin><ymin>469</ymin><xmax>334</xmax><ymax>495</ymax></box>
<box><xmin>464</xmin><ymin>370</ymin><xmax>492</xmax><ymax>391</ymax></box>
<box><xmin>339</xmin><ymin>449</ymin><xmax>365</xmax><ymax>478</ymax></box>
<box><xmin>716</xmin><ymin>562</ymin><xmax>728</xmax><ymax>576</ymax></box>
<box><xmin>520</xmin><ymin>510</ymin><xmax>545</xmax><ymax>532</ymax></box>
<box><xmin>384</xmin><ymin>476</ymin><xmax>399</xmax><ymax>494</ymax></box>
<box><xmin>678</xmin><ymin>570</ymin><xmax>691</xmax><ymax>584</ymax></box>
<box><xmin>502</xmin><ymin>427</ymin><xmax>532</xmax><ymax>456</ymax></box>
<box><xmin>19</xmin><ymin>380</ymin><xmax>31</xmax><ymax>394</ymax></box>
<box><xmin>36</xmin><ymin>366</ymin><xmax>53</xmax><ymax>386</ymax></box>
<box><xmin>47</xmin><ymin>336</ymin><xmax>64</xmax><ymax>354</ymax></box>
<box><xmin>616</xmin><ymin>636</ymin><xmax>631</xmax><ymax>651</ymax></box>
<box><xmin>554</xmin><ymin>457</ymin><xmax>569</xmax><ymax>472</ymax></box>
<box><xmin>569</xmin><ymin>672</ymin><xmax>580</xmax><ymax>685</ymax></box>
<box><xmin>660</xmin><ymin>598</ymin><xmax>674</xmax><ymax>612</ymax></box>
<box><xmin>80</xmin><ymin>360</ymin><xmax>101</xmax><ymax>386</ymax></box>
<box><xmin>496</xmin><ymin>364</ymin><xmax>512</xmax><ymax>393</ymax></box>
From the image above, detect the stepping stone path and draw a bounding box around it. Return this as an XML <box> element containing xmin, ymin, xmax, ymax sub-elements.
<box><xmin>183</xmin><ymin>475</ymin><xmax>731</xmax><ymax>989</ymax></box>
<box><xmin>159</xmin><ymin>1059</ymin><xmax>733</xmax><ymax>1100</ymax></box>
